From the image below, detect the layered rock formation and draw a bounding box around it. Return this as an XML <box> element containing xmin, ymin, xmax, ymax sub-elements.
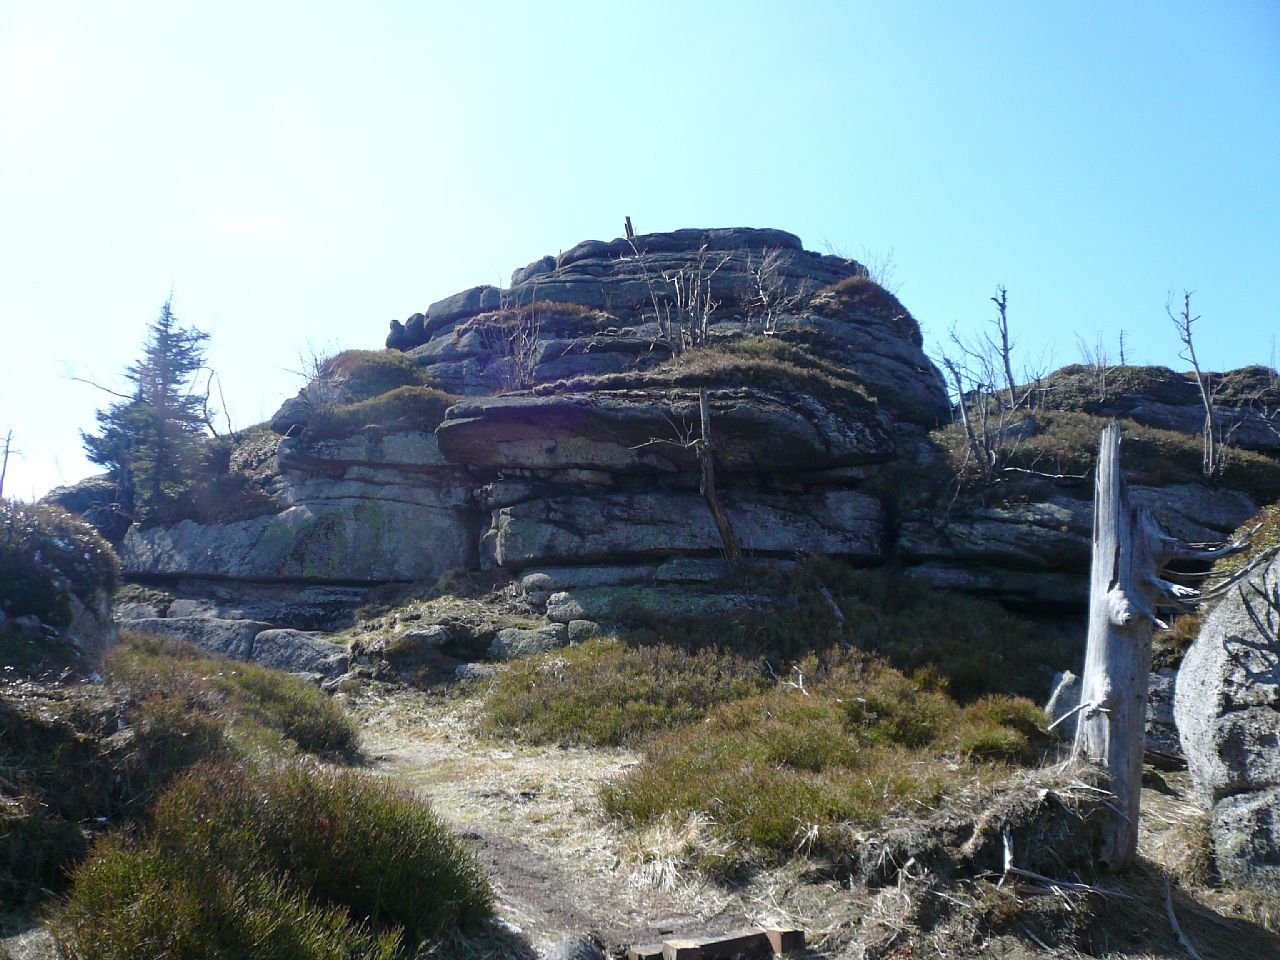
<box><xmin>99</xmin><ymin>226</ymin><xmax>1277</xmax><ymax>642</ymax></box>
<box><xmin>118</xmin><ymin>228</ymin><xmax>951</xmax><ymax>605</ymax></box>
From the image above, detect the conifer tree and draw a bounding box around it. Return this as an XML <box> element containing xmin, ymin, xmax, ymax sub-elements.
<box><xmin>82</xmin><ymin>298</ymin><xmax>211</xmax><ymax>522</ymax></box>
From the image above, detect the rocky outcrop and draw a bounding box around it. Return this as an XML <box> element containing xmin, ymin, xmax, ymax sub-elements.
<box><xmin>1040</xmin><ymin>364</ymin><xmax>1280</xmax><ymax>454</ymax></box>
<box><xmin>120</xmin><ymin>228</ymin><xmax>939</xmax><ymax>611</ymax></box>
<box><xmin>120</xmin><ymin>430</ymin><xmax>475</xmax><ymax>584</ymax></box>
<box><xmin>901</xmin><ymin>484</ymin><xmax>1259</xmax><ymax>610</ymax></box>
<box><xmin>108</xmin><ymin>227</ymin><xmax>1279</xmax><ymax>640</ymax></box>
<box><xmin>1175</xmin><ymin>558</ymin><xmax>1280</xmax><ymax>891</ymax></box>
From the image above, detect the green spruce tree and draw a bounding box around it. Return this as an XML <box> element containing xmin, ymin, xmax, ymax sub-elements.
<box><xmin>82</xmin><ymin>298</ymin><xmax>211</xmax><ymax>522</ymax></box>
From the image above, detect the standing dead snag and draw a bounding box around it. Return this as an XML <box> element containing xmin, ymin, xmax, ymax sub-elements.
<box><xmin>698</xmin><ymin>389</ymin><xmax>741</xmax><ymax>570</ymax></box>
<box><xmin>1075</xmin><ymin>423</ymin><xmax>1241</xmax><ymax>869</ymax></box>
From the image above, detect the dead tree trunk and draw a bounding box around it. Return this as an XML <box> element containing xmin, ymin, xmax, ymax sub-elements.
<box><xmin>1075</xmin><ymin>423</ymin><xmax>1157</xmax><ymax>868</ymax></box>
<box><xmin>698</xmin><ymin>389</ymin><xmax>741</xmax><ymax>570</ymax></box>
<box><xmin>1075</xmin><ymin>423</ymin><xmax>1239</xmax><ymax>869</ymax></box>
<box><xmin>0</xmin><ymin>430</ymin><xmax>11</xmax><ymax>499</ymax></box>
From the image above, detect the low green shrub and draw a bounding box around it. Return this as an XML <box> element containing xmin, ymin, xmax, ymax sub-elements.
<box><xmin>321</xmin><ymin>349</ymin><xmax>429</xmax><ymax>402</ymax></box>
<box><xmin>108</xmin><ymin>632</ymin><xmax>360</xmax><ymax>759</ymax></box>
<box><xmin>813</xmin><ymin>274</ymin><xmax>921</xmax><ymax>345</ymax></box>
<box><xmin>51</xmin><ymin>760</ymin><xmax>493</xmax><ymax>958</ymax></box>
<box><xmin>481</xmin><ymin>638</ymin><xmax>768</xmax><ymax>746</ymax></box>
<box><xmin>601</xmin><ymin>650</ymin><xmax>1051</xmax><ymax>866</ymax></box>
<box><xmin>0</xmin><ymin>500</ymin><xmax>118</xmax><ymax>629</ymax></box>
<box><xmin>618</xmin><ymin>561</ymin><xmax>1073</xmax><ymax>703</ymax></box>
<box><xmin>0</xmin><ymin>681</ymin><xmax>225</xmax><ymax>910</ymax></box>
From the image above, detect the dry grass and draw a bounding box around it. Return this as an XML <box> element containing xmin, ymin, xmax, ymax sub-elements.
<box><xmin>601</xmin><ymin>650</ymin><xmax>1053</xmax><ymax>871</ymax></box>
<box><xmin>305</xmin><ymin>385</ymin><xmax>459</xmax><ymax>439</ymax></box>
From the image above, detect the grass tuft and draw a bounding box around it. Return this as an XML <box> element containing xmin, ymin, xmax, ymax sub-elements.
<box><xmin>306</xmin><ymin>385</ymin><xmax>460</xmax><ymax>439</ymax></box>
<box><xmin>601</xmin><ymin>650</ymin><xmax>1052</xmax><ymax>867</ymax></box>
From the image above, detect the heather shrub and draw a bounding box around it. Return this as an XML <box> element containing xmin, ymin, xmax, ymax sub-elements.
<box><xmin>107</xmin><ymin>631</ymin><xmax>360</xmax><ymax>758</ymax></box>
<box><xmin>481</xmin><ymin>638</ymin><xmax>768</xmax><ymax>746</ymax></box>
<box><xmin>0</xmin><ymin>500</ymin><xmax>118</xmax><ymax>631</ymax></box>
<box><xmin>52</xmin><ymin>761</ymin><xmax>490</xmax><ymax>958</ymax></box>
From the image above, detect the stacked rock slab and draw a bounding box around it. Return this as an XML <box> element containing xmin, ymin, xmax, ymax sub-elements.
<box><xmin>121</xmin><ymin>428</ymin><xmax>476</xmax><ymax>584</ymax></box>
<box><xmin>110</xmin><ymin>227</ymin><xmax>1276</xmax><ymax>621</ymax></box>
<box><xmin>1175</xmin><ymin>558</ymin><xmax>1280</xmax><ymax>892</ymax></box>
<box><xmin>412</xmin><ymin>228</ymin><xmax>946</xmax><ymax>601</ymax></box>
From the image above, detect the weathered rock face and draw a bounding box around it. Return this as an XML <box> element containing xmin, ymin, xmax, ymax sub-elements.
<box><xmin>120</xmin><ymin>430</ymin><xmax>475</xmax><ymax>584</ymax></box>
<box><xmin>901</xmin><ymin>483</ymin><xmax>1259</xmax><ymax>610</ymax></box>
<box><xmin>120</xmin><ymin>227</ymin><xmax>937</xmax><ymax>609</ymax></box>
<box><xmin>1040</xmin><ymin>364</ymin><xmax>1280</xmax><ymax>455</ymax></box>
<box><xmin>1175</xmin><ymin>558</ymin><xmax>1280</xmax><ymax>891</ymax></box>
<box><xmin>484</xmin><ymin>490</ymin><xmax>883</xmax><ymax>572</ymax></box>
<box><xmin>437</xmin><ymin>388</ymin><xmax>894</xmax><ymax>476</ymax></box>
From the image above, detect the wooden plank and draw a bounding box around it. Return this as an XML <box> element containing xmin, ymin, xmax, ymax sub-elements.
<box><xmin>662</xmin><ymin>939</ymin><xmax>704</xmax><ymax>960</ymax></box>
<box><xmin>638</xmin><ymin>927</ymin><xmax>805</xmax><ymax>960</ymax></box>
<box><xmin>764</xmin><ymin>928</ymin><xmax>805</xmax><ymax>955</ymax></box>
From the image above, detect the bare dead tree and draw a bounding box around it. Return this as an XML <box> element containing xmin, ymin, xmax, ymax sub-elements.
<box><xmin>1075</xmin><ymin>424</ymin><xmax>1252</xmax><ymax>868</ymax></box>
<box><xmin>985</xmin><ymin>286</ymin><xmax>1016</xmax><ymax>409</ymax></box>
<box><xmin>1077</xmin><ymin>332</ymin><xmax>1115</xmax><ymax>402</ymax></box>
<box><xmin>623</xmin><ymin>238</ymin><xmax>732</xmax><ymax>354</ymax></box>
<box><xmin>1168</xmin><ymin>290</ymin><xmax>1224</xmax><ymax>476</ymax></box>
<box><xmin>743</xmin><ymin>247</ymin><xmax>817</xmax><ymax>334</ymax></box>
<box><xmin>0</xmin><ymin>430</ymin><xmax>13</xmax><ymax>499</ymax></box>
<box><xmin>698</xmin><ymin>388</ymin><xmax>741</xmax><ymax>569</ymax></box>
<box><xmin>631</xmin><ymin>392</ymin><xmax>741</xmax><ymax>568</ymax></box>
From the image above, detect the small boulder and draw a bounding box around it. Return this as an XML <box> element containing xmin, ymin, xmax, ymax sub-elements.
<box><xmin>488</xmin><ymin>624</ymin><xmax>569</xmax><ymax>660</ymax></box>
<box><xmin>250</xmin><ymin>629</ymin><xmax>349</xmax><ymax>678</ymax></box>
<box><xmin>543</xmin><ymin>937</ymin><xmax>605</xmax><ymax>960</ymax></box>
<box><xmin>127</xmin><ymin>617</ymin><xmax>271</xmax><ymax>660</ymax></box>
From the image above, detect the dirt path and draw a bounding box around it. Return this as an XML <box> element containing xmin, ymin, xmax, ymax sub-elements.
<box><xmin>349</xmin><ymin>686</ymin><xmax>849</xmax><ymax>957</ymax></box>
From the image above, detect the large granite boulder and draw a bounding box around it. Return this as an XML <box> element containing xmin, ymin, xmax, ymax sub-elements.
<box><xmin>1175</xmin><ymin>557</ymin><xmax>1280</xmax><ymax>891</ymax></box>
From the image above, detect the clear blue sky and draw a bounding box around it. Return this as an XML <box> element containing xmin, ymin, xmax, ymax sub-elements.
<box><xmin>2</xmin><ymin>1</ymin><xmax>1277</xmax><ymax>499</ymax></box>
